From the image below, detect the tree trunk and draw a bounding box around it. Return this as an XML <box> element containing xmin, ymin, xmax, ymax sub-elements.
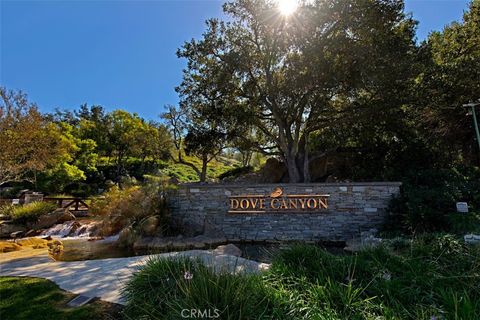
<box><xmin>242</xmin><ymin>150</ymin><xmax>252</xmax><ymax>167</ymax></box>
<box><xmin>141</xmin><ymin>155</ymin><xmax>147</xmax><ymax>174</ymax></box>
<box><xmin>200</xmin><ymin>154</ymin><xmax>208</xmax><ymax>182</ymax></box>
<box><xmin>285</xmin><ymin>152</ymin><xmax>302</xmax><ymax>183</ymax></box>
<box><xmin>171</xmin><ymin>151</ymin><xmax>202</xmax><ymax>180</ymax></box>
<box><xmin>116</xmin><ymin>154</ymin><xmax>123</xmax><ymax>182</ymax></box>
<box><xmin>303</xmin><ymin>134</ymin><xmax>311</xmax><ymax>183</ymax></box>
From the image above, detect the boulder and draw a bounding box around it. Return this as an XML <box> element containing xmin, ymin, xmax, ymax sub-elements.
<box><xmin>25</xmin><ymin>229</ymin><xmax>42</xmax><ymax>237</ymax></box>
<box><xmin>258</xmin><ymin>158</ymin><xmax>287</xmax><ymax>183</ymax></box>
<box><xmin>0</xmin><ymin>222</ymin><xmax>26</xmax><ymax>238</ymax></box>
<box><xmin>152</xmin><ymin>238</ymin><xmax>171</xmax><ymax>250</ymax></box>
<box><xmin>16</xmin><ymin>237</ymin><xmax>49</xmax><ymax>249</ymax></box>
<box><xmin>213</xmin><ymin>244</ymin><xmax>242</xmax><ymax>257</ymax></box>
<box><xmin>117</xmin><ymin>226</ymin><xmax>136</xmax><ymax>248</ymax></box>
<box><xmin>10</xmin><ymin>231</ymin><xmax>25</xmax><ymax>238</ymax></box>
<box><xmin>47</xmin><ymin>239</ymin><xmax>64</xmax><ymax>255</ymax></box>
<box><xmin>29</xmin><ymin>208</ymin><xmax>75</xmax><ymax>230</ymax></box>
<box><xmin>0</xmin><ymin>241</ymin><xmax>21</xmax><ymax>253</ymax></box>
<box><xmin>139</xmin><ymin>216</ymin><xmax>161</xmax><ymax>237</ymax></box>
<box><xmin>100</xmin><ymin>215</ymin><xmax>128</xmax><ymax>236</ymax></box>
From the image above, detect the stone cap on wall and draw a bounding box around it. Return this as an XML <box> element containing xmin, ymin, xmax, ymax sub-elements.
<box><xmin>180</xmin><ymin>182</ymin><xmax>402</xmax><ymax>188</ymax></box>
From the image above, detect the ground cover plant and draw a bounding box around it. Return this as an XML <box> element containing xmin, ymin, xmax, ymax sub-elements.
<box><xmin>0</xmin><ymin>277</ymin><xmax>121</xmax><ymax>320</ymax></box>
<box><xmin>124</xmin><ymin>238</ymin><xmax>480</xmax><ymax>320</ymax></box>
<box><xmin>7</xmin><ymin>201</ymin><xmax>57</xmax><ymax>224</ymax></box>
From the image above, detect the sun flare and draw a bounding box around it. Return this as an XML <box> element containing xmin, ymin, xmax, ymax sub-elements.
<box><xmin>277</xmin><ymin>0</ymin><xmax>298</xmax><ymax>16</ymax></box>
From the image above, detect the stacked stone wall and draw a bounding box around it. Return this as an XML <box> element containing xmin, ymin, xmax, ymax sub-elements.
<box><xmin>169</xmin><ymin>182</ymin><xmax>401</xmax><ymax>241</ymax></box>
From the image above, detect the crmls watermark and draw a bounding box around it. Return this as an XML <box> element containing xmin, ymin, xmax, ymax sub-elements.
<box><xmin>181</xmin><ymin>309</ymin><xmax>220</xmax><ymax>318</ymax></box>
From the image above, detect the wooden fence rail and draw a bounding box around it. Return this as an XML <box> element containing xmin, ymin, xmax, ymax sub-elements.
<box><xmin>43</xmin><ymin>197</ymin><xmax>89</xmax><ymax>211</ymax></box>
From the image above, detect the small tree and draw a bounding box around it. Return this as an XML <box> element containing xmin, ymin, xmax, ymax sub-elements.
<box><xmin>161</xmin><ymin>105</ymin><xmax>203</xmax><ymax>178</ymax></box>
<box><xmin>184</xmin><ymin>127</ymin><xmax>226</xmax><ymax>182</ymax></box>
<box><xmin>161</xmin><ymin>105</ymin><xmax>226</xmax><ymax>182</ymax></box>
<box><xmin>0</xmin><ymin>87</ymin><xmax>74</xmax><ymax>187</ymax></box>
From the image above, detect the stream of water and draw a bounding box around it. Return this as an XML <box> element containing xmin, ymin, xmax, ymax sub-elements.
<box><xmin>42</xmin><ymin>220</ymin><xmax>345</xmax><ymax>263</ymax></box>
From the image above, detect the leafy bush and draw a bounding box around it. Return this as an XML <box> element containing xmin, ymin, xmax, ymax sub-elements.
<box><xmin>90</xmin><ymin>177</ymin><xmax>171</xmax><ymax>237</ymax></box>
<box><xmin>388</xmin><ymin>166</ymin><xmax>480</xmax><ymax>232</ymax></box>
<box><xmin>123</xmin><ymin>258</ymin><xmax>272</xmax><ymax>320</ymax></box>
<box><xmin>448</xmin><ymin>212</ymin><xmax>480</xmax><ymax>234</ymax></box>
<box><xmin>9</xmin><ymin>201</ymin><xmax>56</xmax><ymax>224</ymax></box>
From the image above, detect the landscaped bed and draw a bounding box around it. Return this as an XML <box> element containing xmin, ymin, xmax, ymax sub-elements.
<box><xmin>124</xmin><ymin>235</ymin><xmax>480</xmax><ymax>320</ymax></box>
<box><xmin>1</xmin><ymin>234</ymin><xmax>479</xmax><ymax>319</ymax></box>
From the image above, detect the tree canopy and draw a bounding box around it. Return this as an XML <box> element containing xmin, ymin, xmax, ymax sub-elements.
<box><xmin>1</xmin><ymin>0</ymin><xmax>479</xmax><ymax>192</ymax></box>
<box><xmin>177</xmin><ymin>0</ymin><xmax>418</xmax><ymax>182</ymax></box>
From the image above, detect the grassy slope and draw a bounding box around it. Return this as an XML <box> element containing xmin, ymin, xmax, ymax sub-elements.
<box><xmin>159</xmin><ymin>154</ymin><xmax>239</xmax><ymax>182</ymax></box>
<box><xmin>96</xmin><ymin>154</ymin><xmax>239</xmax><ymax>183</ymax></box>
<box><xmin>0</xmin><ymin>277</ymin><xmax>121</xmax><ymax>320</ymax></box>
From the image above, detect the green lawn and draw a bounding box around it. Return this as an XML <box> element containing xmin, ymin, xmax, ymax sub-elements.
<box><xmin>0</xmin><ymin>277</ymin><xmax>122</xmax><ymax>320</ymax></box>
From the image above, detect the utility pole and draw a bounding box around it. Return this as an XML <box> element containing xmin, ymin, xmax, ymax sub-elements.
<box><xmin>462</xmin><ymin>100</ymin><xmax>480</xmax><ymax>154</ymax></box>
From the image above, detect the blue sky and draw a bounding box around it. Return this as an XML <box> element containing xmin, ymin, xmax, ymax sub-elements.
<box><xmin>0</xmin><ymin>0</ymin><xmax>472</xmax><ymax>120</ymax></box>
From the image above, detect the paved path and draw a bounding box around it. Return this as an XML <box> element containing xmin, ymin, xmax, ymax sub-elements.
<box><xmin>0</xmin><ymin>250</ymin><xmax>269</xmax><ymax>305</ymax></box>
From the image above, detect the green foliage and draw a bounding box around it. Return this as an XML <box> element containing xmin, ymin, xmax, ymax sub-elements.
<box><xmin>90</xmin><ymin>178</ymin><xmax>171</xmax><ymax>237</ymax></box>
<box><xmin>218</xmin><ymin>165</ymin><xmax>254</xmax><ymax>181</ymax></box>
<box><xmin>178</xmin><ymin>0</ymin><xmax>418</xmax><ymax>182</ymax></box>
<box><xmin>38</xmin><ymin>162</ymin><xmax>86</xmax><ymax>194</ymax></box>
<box><xmin>0</xmin><ymin>88</ymin><xmax>79</xmax><ymax>186</ymax></box>
<box><xmin>160</xmin><ymin>155</ymin><xmax>235</xmax><ymax>182</ymax></box>
<box><xmin>0</xmin><ymin>204</ymin><xmax>15</xmax><ymax>218</ymax></box>
<box><xmin>388</xmin><ymin>166</ymin><xmax>480</xmax><ymax>232</ymax></box>
<box><xmin>418</xmin><ymin>0</ymin><xmax>480</xmax><ymax>163</ymax></box>
<box><xmin>123</xmin><ymin>258</ymin><xmax>272</xmax><ymax>320</ymax></box>
<box><xmin>31</xmin><ymin>105</ymin><xmax>176</xmax><ymax>195</ymax></box>
<box><xmin>124</xmin><ymin>240</ymin><xmax>480</xmax><ymax>320</ymax></box>
<box><xmin>9</xmin><ymin>202</ymin><xmax>56</xmax><ymax>224</ymax></box>
<box><xmin>0</xmin><ymin>277</ymin><xmax>118</xmax><ymax>320</ymax></box>
<box><xmin>269</xmin><ymin>241</ymin><xmax>480</xmax><ymax>319</ymax></box>
<box><xmin>448</xmin><ymin>212</ymin><xmax>480</xmax><ymax>234</ymax></box>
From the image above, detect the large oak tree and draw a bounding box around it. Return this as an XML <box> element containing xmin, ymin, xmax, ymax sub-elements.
<box><xmin>178</xmin><ymin>0</ymin><xmax>417</xmax><ymax>182</ymax></box>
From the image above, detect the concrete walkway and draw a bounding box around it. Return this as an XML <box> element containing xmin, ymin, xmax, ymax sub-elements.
<box><xmin>0</xmin><ymin>250</ymin><xmax>269</xmax><ymax>305</ymax></box>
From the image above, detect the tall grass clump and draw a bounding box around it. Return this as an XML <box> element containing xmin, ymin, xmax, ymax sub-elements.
<box><xmin>265</xmin><ymin>242</ymin><xmax>480</xmax><ymax>319</ymax></box>
<box><xmin>122</xmin><ymin>257</ymin><xmax>273</xmax><ymax>320</ymax></box>
<box><xmin>123</xmin><ymin>239</ymin><xmax>480</xmax><ymax>320</ymax></box>
<box><xmin>9</xmin><ymin>201</ymin><xmax>56</xmax><ymax>224</ymax></box>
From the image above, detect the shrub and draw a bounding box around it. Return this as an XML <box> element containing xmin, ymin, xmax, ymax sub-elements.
<box><xmin>10</xmin><ymin>201</ymin><xmax>57</xmax><ymax>224</ymax></box>
<box><xmin>0</xmin><ymin>203</ymin><xmax>15</xmax><ymax>218</ymax></box>
<box><xmin>388</xmin><ymin>166</ymin><xmax>480</xmax><ymax>232</ymax></box>
<box><xmin>90</xmin><ymin>177</ymin><xmax>171</xmax><ymax>237</ymax></box>
<box><xmin>123</xmin><ymin>258</ymin><xmax>273</xmax><ymax>320</ymax></box>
